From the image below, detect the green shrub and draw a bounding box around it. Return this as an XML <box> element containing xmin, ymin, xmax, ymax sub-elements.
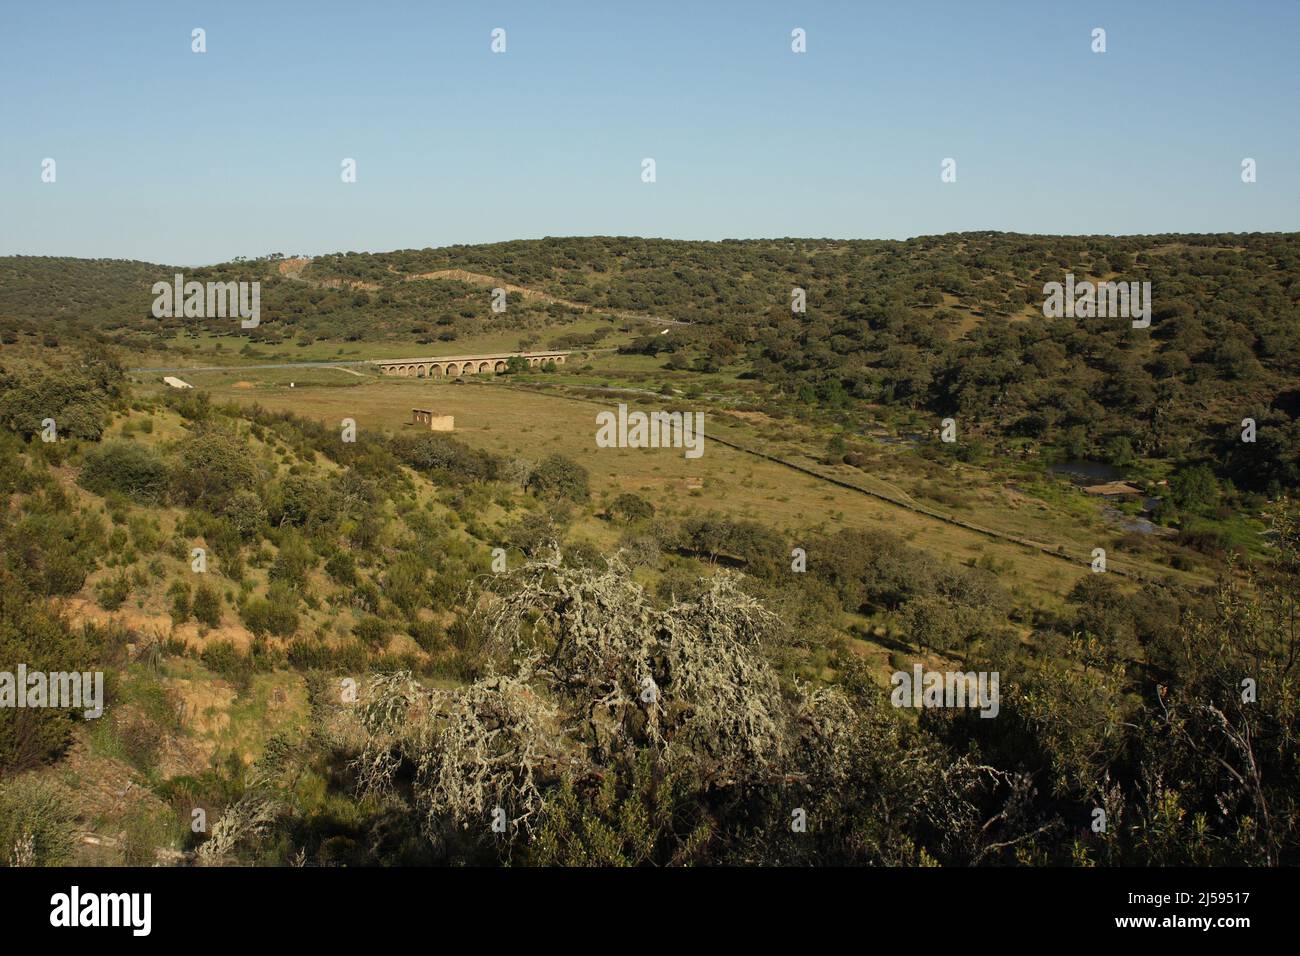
<box><xmin>79</xmin><ymin>441</ymin><xmax>169</xmax><ymax>503</ymax></box>
<box><xmin>168</xmin><ymin>580</ymin><xmax>192</xmax><ymax>623</ymax></box>
<box><xmin>324</xmin><ymin>549</ymin><xmax>357</xmax><ymax>586</ymax></box>
<box><xmin>608</xmin><ymin>492</ymin><xmax>655</xmax><ymax>523</ymax></box>
<box><xmin>223</xmin><ymin>488</ymin><xmax>268</xmax><ymax>540</ymax></box>
<box><xmin>286</xmin><ymin>638</ymin><xmax>335</xmax><ymax>670</ymax></box>
<box><xmin>352</xmin><ymin>615</ymin><xmax>392</xmax><ymax>649</ymax></box>
<box><xmin>0</xmin><ymin>777</ymin><xmax>76</xmax><ymax>866</ymax></box>
<box><xmin>395</xmin><ymin>432</ymin><xmax>499</xmax><ymax>482</ymax></box>
<box><xmin>527</xmin><ymin>454</ymin><xmax>590</xmax><ymax>503</ymax></box>
<box><xmin>192</xmin><ymin>582</ymin><xmax>222</xmax><ymax>627</ymax></box>
<box><xmin>95</xmin><ymin>570</ymin><xmax>132</xmax><ymax>610</ymax></box>
<box><xmin>0</xmin><ymin>585</ymin><xmax>97</xmax><ymax>773</ymax></box>
<box><xmin>408</xmin><ymin>619</ymin><xmax>442</xmax><ymax>653</ymax></box>
<box><xmin>268</xmin><ymin>531</ymin><xmax>316</xmax><ymax>590</ymax></box>
<box><xmin>0</xmin><ymin>372</ymin><xmax>111</xmax><ymax>441</ymax></box>
<box><xmin>174</xmin><ymin>427</ymin><xmax>261</xmax><ymax>511</ymax></box>
<box><xmin>200</xmin><ymin>641</ymin><xmax>253</xmax><ymax>693</ymax></box>
<box><xmin>239</xmin><ymin>587</ymin><xmax>299</xmax><ymax>637</ymax></box>
<box><xmin>2</xmin><ymin>512</ymin><xmax>97</xmax><ymax>597</ymax></box>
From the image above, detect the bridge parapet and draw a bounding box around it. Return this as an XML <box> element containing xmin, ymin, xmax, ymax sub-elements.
<box><xmin>373</xmin><ymin>351</ymin><xmax>568</xmax><ymax>378</ymax></box>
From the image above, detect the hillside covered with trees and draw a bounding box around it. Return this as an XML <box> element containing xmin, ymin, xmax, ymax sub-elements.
<box><xmin>5</xmin><ymin>233</ymin><xmax>1298</xmax><ymax>491</ymax></box>
<box><xmin>1</xmin><ymin>234</ymin><xmax>1298</xmax><ymax>867</ymax></box>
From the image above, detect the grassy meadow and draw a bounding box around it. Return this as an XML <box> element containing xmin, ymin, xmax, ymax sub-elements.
<box><xmin>135</xmin><ymin>360</ymin><xmax>1205</xmax><ymax>611</ymax></box>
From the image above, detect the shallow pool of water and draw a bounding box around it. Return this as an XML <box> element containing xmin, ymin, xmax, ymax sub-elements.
<box><xmin>1047</xmin><ymin>459</ymin><xmax>1125</xmax><ymax>483</ymax></box>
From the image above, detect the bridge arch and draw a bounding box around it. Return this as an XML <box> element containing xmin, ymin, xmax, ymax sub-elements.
<box><xmin>373</xmin><ymin>351</ymin><xmax>568</xmax><ymax>378</ymax></box>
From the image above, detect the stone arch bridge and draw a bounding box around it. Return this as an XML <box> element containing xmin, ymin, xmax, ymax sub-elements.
<box><xmin>373</xmin><ymin>350</ymin><xmax>568</xmax><ymax>379</ymax></box>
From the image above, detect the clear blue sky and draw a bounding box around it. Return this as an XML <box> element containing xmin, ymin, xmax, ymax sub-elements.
<box><xmin>2</xmin><ymin>0</ymin><xmax>1297</xmax><ymax>264</ymax></box>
